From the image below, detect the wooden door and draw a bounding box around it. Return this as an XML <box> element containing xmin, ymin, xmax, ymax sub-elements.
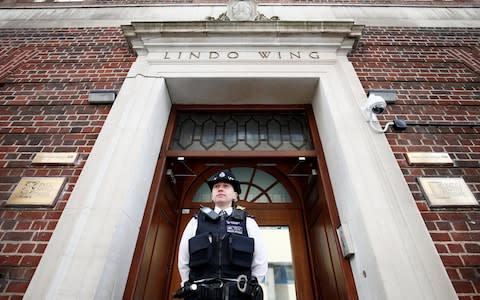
<box><xmin>124</xmin><ymin>169</ymin><xmax>179</xmax><ymax>300</ymax></box>
<box><xmin>304</xmin><ymin>158</ymin><xmax>358</xmax><ymax>300</ymax></box>
<box><xmin>250</xmin><ymin>208</ymin><xmax>314</xmax><ymax>300</ymax></box>
<box><xmin>125</xmin><ymin>160</ymin><xmax>357</xmax><ymax>300</ymax></box>
<box><xmin>165</xmin><ymin>163</ymin><xmax>316</xmax><ymax>299</ymax></box>
<box><xmin>125</xmin><ymin>106</ymin><xmax>357</xmax><ymax>299</ymax></box>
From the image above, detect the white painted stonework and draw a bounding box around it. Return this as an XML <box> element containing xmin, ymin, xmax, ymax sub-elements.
<box><xmin>0</xmin><ymin>5</ymin><xmax>479</xmax><ymax>28</ymax></box>
<box><xmin>22</xmin><ymin>19</ymin><xmax>459</xmax><ymax>300</ymax></box>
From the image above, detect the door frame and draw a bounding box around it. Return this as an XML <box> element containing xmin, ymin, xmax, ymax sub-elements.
<box><xmin>124</xmin><ymin>105</ymin><xmax>357</xmax><ymax>299</ymax></box>
<box><xmin>165</xmin><ymin>161</ymin><xmax>315</xmax><ymax>299</ymax></box>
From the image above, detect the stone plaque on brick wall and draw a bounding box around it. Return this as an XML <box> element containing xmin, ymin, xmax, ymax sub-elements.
<box><xmin>406</xmin><ymin>152</ymin><xmax>453</xmax><ymax>165</ymax></box>
<box><xmin>32</xmin><ymin>152</ymin><xmax>78</xmax><ymax>165</ymax></box>
<box><xmin>6</xmin><ymin>177</ymin><xmax>66</xmax><ymax>206</ymax></box>
<box><xmin>418</xmin><ymin>177</ymin><xmax>478</xmax><ymax>207</ymax></box>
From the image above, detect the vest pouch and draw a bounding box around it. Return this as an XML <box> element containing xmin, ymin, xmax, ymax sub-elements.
<box><xmin>188</xmin><ymin>232</ymin><xmax>213</xmax><ymax>268</ymax></box>
<box><xmin>229</xmin><ymin>234</ymin><xmax>254</xmax><ymax>268</ymax></box>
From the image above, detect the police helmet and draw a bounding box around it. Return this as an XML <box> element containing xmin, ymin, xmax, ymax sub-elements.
<box><xmin>207</xmin><ymin>169</ymin><xmax>241</xmax><ymax>194</ymax></box>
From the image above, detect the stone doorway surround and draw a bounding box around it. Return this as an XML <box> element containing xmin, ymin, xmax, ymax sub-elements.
<box><xmin>24</xmin><ymin>20</ymin><xmax>457</xmax><ymax>299</ymax></box>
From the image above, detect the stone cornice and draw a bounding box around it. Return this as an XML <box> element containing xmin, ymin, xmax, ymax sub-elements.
<box><xmin>1</xmin><ymin>6</ymin><xmax>478</xmax><ymax>29</ymax></box>
<box><xmin>122</xmin><ymin>20</ymin><xmax>364</xmax><ymax>56</ymax></box>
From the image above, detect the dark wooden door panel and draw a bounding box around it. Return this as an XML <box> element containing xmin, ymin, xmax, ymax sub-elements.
<box><xmin>310</xmin><ymin>209</ymin><xmax>340</xmax><ymax>300</ymax></box>
<box><xmin>133</xmin><ymin>177</ymin><xmax>178</xmax><ymax>300</ymax></box>
<box><xmin>306</xmin><ymin>178</ymin><xmax>358</xmax><ymax>300</ymax></box>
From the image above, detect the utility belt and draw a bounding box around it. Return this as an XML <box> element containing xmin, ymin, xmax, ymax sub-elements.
<box><xmin>173</xmin><ymin>275</ymin><xmax>263</xmax><ymax>300</ymax></box>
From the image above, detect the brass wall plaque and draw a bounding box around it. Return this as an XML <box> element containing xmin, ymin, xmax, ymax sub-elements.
<box><xmin>406</xmin><ymin>152</ymin><xmax>453</xmax><ymax>165</ymax></box>
<box><xmin>418</xmin><ymin>177</ymin><xmax>478</xmax><ymax>207</ymax></box>
<box><xmin>32</xmin><ymin>152</ymin><xmax>78</xmax><ymax>165</ymax></box>
<box><xmin>6</xmin><ymin>177</ymin><xmax>66</xmax><ymax>206</ymax></box>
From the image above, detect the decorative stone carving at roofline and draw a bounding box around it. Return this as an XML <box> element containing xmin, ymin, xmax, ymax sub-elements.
<box><xmin>207</xmin><ymin>12</ymin><xmax>279</xmax><ymax>22</ymax></box>
<box><xmin>206</xmin><ymin>0</ymin><xmax>279</xmax><ymax>22</ymax></box>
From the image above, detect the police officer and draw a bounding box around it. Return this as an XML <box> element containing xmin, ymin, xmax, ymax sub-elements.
<box><xmin>175</xmin><ymin>169</ymin><xmax>267</xmax><ymax>299</ymax></box>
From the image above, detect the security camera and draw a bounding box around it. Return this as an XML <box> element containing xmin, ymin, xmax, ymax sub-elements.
<box><xmin>365</xmin><ymin>93</ymin><xmax>387</xmax><ymax>114</ymax></box>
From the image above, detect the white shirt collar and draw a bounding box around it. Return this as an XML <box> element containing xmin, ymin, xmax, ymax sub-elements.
<box><xmin>214</xmin><ymin>206</ymin><xmax>233</xmax><ymax>215</ymax></box>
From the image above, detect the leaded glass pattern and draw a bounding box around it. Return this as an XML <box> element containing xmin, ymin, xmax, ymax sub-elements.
<box><xmin>170</xmin><ymin>112</ymin><xmax>313</xmax><ymax>151</ymax></box>
<box><xmin>193</xmin><ymin>167</ymin><xmax>292</xmax><ymax>203</ymax></box>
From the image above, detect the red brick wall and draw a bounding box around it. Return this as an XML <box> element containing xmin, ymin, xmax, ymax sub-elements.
<box><xmin>0</xmin><ymin>27</ymin><xmax>135</xmax><ymax>299</ymax></box>
<box><xmin>349</xmin><ymin>27</ymin><xmax>480</xmax><ymax>300</ymax></box>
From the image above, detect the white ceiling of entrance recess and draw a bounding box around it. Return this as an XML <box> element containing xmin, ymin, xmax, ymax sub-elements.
<box><xmin>165</xmin><ymin>77</ymin><xmax>319</xmax><ymax>104</ymax></box>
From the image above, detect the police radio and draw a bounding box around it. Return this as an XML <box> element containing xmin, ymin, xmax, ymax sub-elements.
<box><xmin>200</xmin><ymin>206</ymin><xmax>219</xmax><ymax>221</ymax></box>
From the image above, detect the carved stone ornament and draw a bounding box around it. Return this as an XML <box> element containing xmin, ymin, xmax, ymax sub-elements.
<box><xmin>206</xmin><ymin>0</ymin><xmax>279</xmax><ymax>21</ymax></box>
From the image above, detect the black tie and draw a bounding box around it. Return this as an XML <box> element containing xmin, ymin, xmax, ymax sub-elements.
<box><xmin>220</xmin><ymin>210</ymin><xmax>227</xmax><ymax>239</ymax></box>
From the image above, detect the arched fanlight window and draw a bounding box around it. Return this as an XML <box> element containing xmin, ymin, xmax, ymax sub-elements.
<box><xmin>193</xmin><ymin>167</ymin><xmax>292</xmax><ymax>203</ymax></box>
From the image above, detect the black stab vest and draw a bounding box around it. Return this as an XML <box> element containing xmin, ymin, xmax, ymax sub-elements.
<box><xmin>188</xmin><ymin>209</ymin><xmax>254</xmax><ymax>281</ymax></box>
